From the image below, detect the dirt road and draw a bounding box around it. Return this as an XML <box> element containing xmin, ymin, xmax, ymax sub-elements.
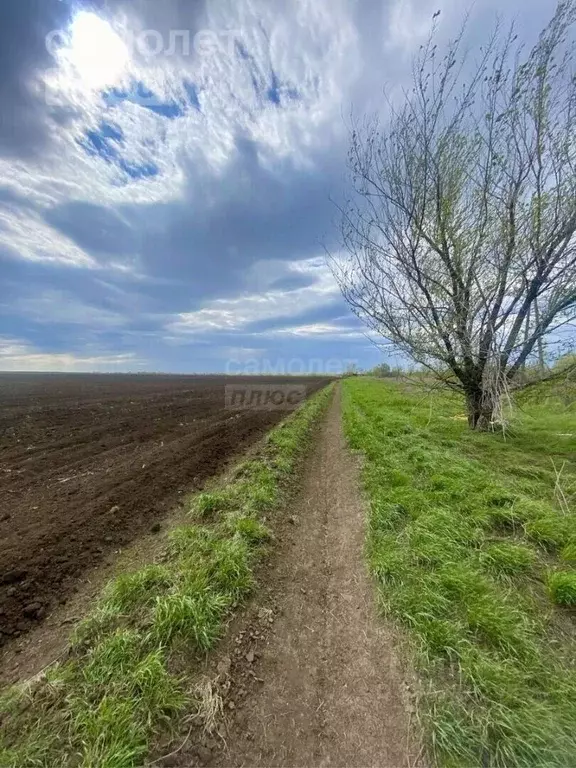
<box><xmin>177</xmin><ymin>386</ymin><xmax>420</xmax><ymax>768</ymax></box>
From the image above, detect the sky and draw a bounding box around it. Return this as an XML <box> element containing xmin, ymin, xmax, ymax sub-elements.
<box><xmin>0</xmin><ymin>0</ymin><xmax>554</xmax><ymax>374</ymax></box>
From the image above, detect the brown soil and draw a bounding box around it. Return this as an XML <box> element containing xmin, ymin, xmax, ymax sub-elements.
<box><xmin>166</xmin><ymin>385</ymin><xmax>422</xmax><ymax>768</ymax></box>
<box><xmin>0</xmin><ymin>374</ymin><xmax>330</xmax><ymax>647</ymax></box>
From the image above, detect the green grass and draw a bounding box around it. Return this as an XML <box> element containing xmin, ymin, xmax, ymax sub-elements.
<box><xmin>547</xmin><ymin>571</ymin><xmax>576</xmax><ymax>606</ymax></box>
<box><xmin>343</xmin><ymin>377</ymin><xmax>576</xmax><ymax>767</ymax></box>
<box><xmin>194</xmin><ymin>489</ymin><xmax>237</xmax><ymax>518</ymax></box>
<box><xmin>0</xmin><ymin>383</ymin><xmax>333</xmax><ymax>768</ymax></box>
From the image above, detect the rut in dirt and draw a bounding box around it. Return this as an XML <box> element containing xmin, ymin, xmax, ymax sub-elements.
<box><xmin>181</xmin><ymin>385</ymin><xmax>420</xmax><ymax>768</ymax></box>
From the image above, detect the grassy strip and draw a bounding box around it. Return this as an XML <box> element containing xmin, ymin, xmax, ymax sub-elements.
<box><xmin>0</xmin><ymin>384</ymin><xmax>333</xmax><ymax>768</ymax></box>
<box><xmin>342</xmin><ymin>377</ymin><xmax>576</xmax><ymax>767</ymax></box>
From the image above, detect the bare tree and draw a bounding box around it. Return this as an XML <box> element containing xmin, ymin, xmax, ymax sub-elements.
<box><xmin>331</xmin><ymin>1</ymin><xmax>576</xmax><ymax>429</ymax></box>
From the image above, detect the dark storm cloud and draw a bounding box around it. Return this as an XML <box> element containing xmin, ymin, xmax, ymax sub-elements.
<box><xmin>45</xmin><ymin>201</ymin><xmax>142</xmax><ymax>257</ymax></box>
<box><xmin>0</xmin><ymin>248</ymin><xmax>165</xmax><ymax>327</ymax></box>
<box><xmin>0</xmin><ymin>0</ymin><xmax>72</xmax><ymax>156</ymax></box>
<box><xmin>129</xmin><ymin>136</ymin><xmax>340</xmax><ymax>297</ymax></box>
<box><xmin>41</xmin><ymin>128</ymin><xmax>340</xmax><ymax>307</ymax></box>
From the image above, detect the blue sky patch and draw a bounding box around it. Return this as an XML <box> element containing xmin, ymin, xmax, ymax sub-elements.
<box><xmin>118</xmin><ymin>159</ymin><xmax>159</xmax><ymax>180</ymax></box>
<box><xmin>81</xmin><ymin>121</ymin><xmax>123</xmax><ymax>162</ymax></box>
<box><xmin>103</xmin><ymin>81</ymin><xmax>184</xmax><ymax>119</ymax></box>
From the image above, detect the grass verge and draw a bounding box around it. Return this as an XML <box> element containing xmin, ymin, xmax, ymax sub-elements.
<box><xmin>342</xmin><ymin>377</ymin><xmax>576</xmax><ymax>767</ymax></box>
<box><xmin>0</xmin><ymin>383</ymin><xmax>333</xmax><ymax>768</ymax></box>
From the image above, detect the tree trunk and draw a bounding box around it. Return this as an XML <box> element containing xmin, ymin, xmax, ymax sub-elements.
<box><xmin>466</xmin><ymin>389</ymin><xmax>482</xmax><ymax>429</ymax></box>
<box><xmin>465</xmin><ymin>387</ymin><xmax>498</xmax><ymax>430</ymax></box>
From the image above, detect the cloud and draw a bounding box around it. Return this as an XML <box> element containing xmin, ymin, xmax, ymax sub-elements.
<box><xmin>263</xmin><ymin>322</ymin><xmax>365</xmax><ymax>340</ymax></box>
<box><xmin>168</xmin><ymin>258</ymin><xmax>339</xmax><ymax>334</ymax></box>
<box><xmin>386</xmin><ymin>0</ymin><xmax>454</xmax><ymax>52</ymax></box>
<box><xmin>7</xmin><ymin>289</ymin><xmax>129</xmax><ymax>328</ymax></box>
<box><xmin>0</xmin><ymin>0</ymin><xmax>560</xmax><ymax>372</ymax></box>
<box><xmin>45</xmin><ymin>202</ymin><xmax>140</xmax><ymax>259</ymax></box>
<box><xmin>0</xmin><ymin>337</ymin><xmax>142</xmax><ymax>372</ymax></box>
<box><xmin>0</xmin><ymin>0</ymin><xmax>72</xmax><ymax>157</ymax></box>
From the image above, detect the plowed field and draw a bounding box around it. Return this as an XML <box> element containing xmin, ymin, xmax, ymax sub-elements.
<box><xmin>0</xmin><ymin>374</ymin><xmax>330</xmax><ymax>644</ymax></box>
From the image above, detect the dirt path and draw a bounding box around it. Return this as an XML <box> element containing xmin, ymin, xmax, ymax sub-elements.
<box><xmin>188</xmin><ymin>386</ymin><xmax>420</xmax><ymax>768</ymax></box>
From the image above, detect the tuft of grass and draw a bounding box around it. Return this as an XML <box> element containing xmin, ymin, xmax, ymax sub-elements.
<box><xmin>478</xmin><ymin>542</ymin><xmax>537</xmax><ymax>577</ymax></box>
<box><xmin>224</xmin><ymin>512</ymin><xmax>271</xmax><ymax>543</ymax></box>
<box><xmin>194</xmin><ymin>490</ymin><xmax>237</xmax><ymax>518</ymax></box>
<box><xmin>102</xmin><ymin>565</ymin><xmax>173</xmax><ymax>613</ymax></box>
<box><xmin>561</xmin><ymin>541</ymin><xmax>576</xmax><ymax>564</ymax></box>
<box><xmin>167</xmin><ymin>524</ymin><xmax>214</xmax><ymax>558</ymax></box>
<box><xmin>235</xmin><ymin>462</ymin><xmax>279</xmax><ymax>513</ymax></box>
<box><xmin>71</xmin><ymin>694</ymin><xmax>148</xmax><ymax>768</ymax></box>
<box><xmin>151</xmin><ymin>592</ymin><xmax>230</xmax><ymax>649</ymax></box>
<box><xmin>343</xmin><ymin>377</ymin><xmax>576</xmax><ymax>767</ymax></box>
<box><xmin>525</xmin><ymin>515</ymin><xmax>573</xmax><ymax>550</ymax></box>
<box><xmin>547</xmin><ymin>571</ymin><xmax>576</xmax><ymax>606</ymax></box>
<box><xmin>203</xmin><ymin>536</ymin><xmax>255</xmax><ymax>599</ymax></box>
<box><xmin>0</xmin><ymin>383</ymin><xmax>333</xmax><ymax>767</ymax></box>
<box><xmin>369</xmin><ymin>500</ymin><xmax>408</xmax><ymax>532</ymax></box>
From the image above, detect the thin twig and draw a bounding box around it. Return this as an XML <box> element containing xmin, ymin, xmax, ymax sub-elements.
<box><xmin>551</xmin><ymin>458</ymin><xmax>570</xmax><ymax>515</ymax></box>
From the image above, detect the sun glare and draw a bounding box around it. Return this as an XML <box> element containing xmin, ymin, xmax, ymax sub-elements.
<box><xmin>65</xmin><ymin>11</ymin><xmax>129</xmax><ymax>89</ymax></box>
